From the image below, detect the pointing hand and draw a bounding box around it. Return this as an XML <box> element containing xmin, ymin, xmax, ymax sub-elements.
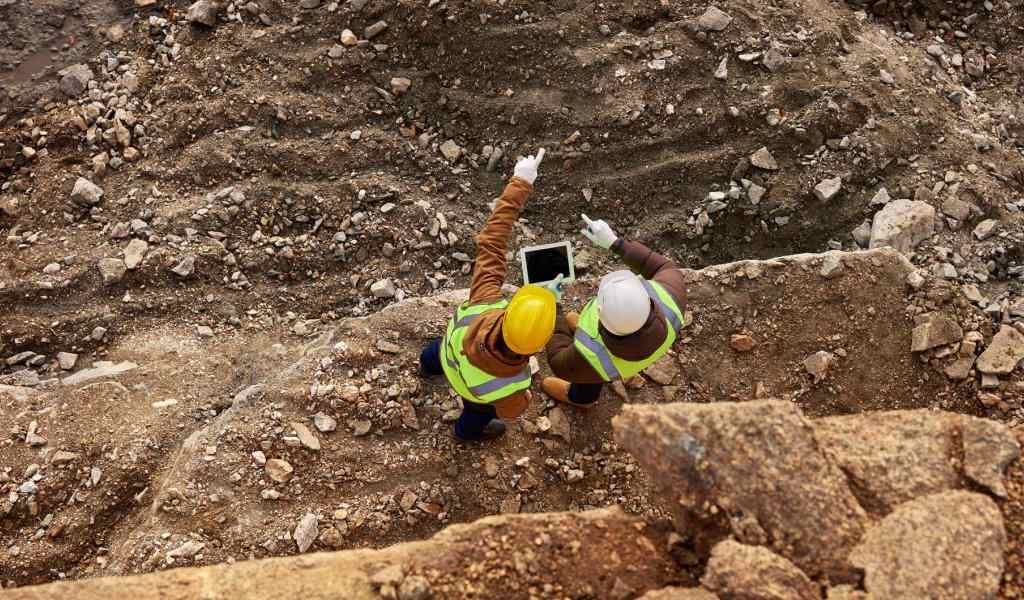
<box><xmin>542</xmin><ymin>272</ymin><xmax>565</xmax><ymax>302</ymax></box>
<box><xmin>513</xmin><ymin>148</ymin><xmax>546</xmax><ymax>185</ymax></box>
<box><xmin>580</xmin><ymin>214</ymin><xmax>618</xmax><ymax>250</ymax></box>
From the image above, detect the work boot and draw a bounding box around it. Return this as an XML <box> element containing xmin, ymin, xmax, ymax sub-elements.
<box><xmin>542</xmin><ymin>377</ymin><xmax>596</xmax><ymax>409</ymax></box>
<box><xmin>565</xmin><ymin>311</ymin><xmax>580</xmax><ymax>331</ymax></box>
<box><xmin>453</xmin><ymin>419</ymin><xmax>506</xmax><ymax>442</ymax></box>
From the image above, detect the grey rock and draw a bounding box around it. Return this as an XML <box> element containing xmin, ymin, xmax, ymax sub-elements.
<box><xmin>171</xmin><ymin>255</ymin><xmax>196</xmax><ymax>277</ymax></box>
<box><xmin>869</xmin><ymin>199</ymin><xmax>935</xmax><ymax>254</ymax></box>
<box><xmin>168</xmin><ymin>541</ymin><xmax>205</xmax><ymax>559</ymax></box>
<box><xmin>6</xmin><ymin>351</ymin><xmax>35</xmax><ymax>366</ymax></box>
<box><xmin>71</xmin><ymin>178</ymin><xmax>104</xmax><ymax>206</ymax></box>
<box><xmin>749</xmin><ymin>147</ymin><xmax>779</xmax><ymax>171</ymax></box>
<box><xmin>910</xmin><ymin>313</ymin><xmax>963</xmax><ymax>352</ymax></box>
<box><xmin>713</xmin><ymin>56</ymin><xmax>728</xmax><ymax>80</ymax></box>
<box><xmin>290</xmin><ymin>422</ymin><xmax>321</xmax><ymax>451</ymax></box>
<box><xmin>973</xmin><ymin>219</ymin><xmax>999</xmax><ymax>240</ymax></box>
<box><xmin>97</xmin><ymin>258</ymin><xmax>127</xmax><ymax>285</ymax></box>
<box><xmin>350</xmin><ymin>418</ymin><xmax>373</xmax><ymax>436</ymax></box>
<box><xmin>59</xmin><ymin>64</ymin><xmax>94</xmax><ymax>97</ymax></box>
<box><xmin>697</xmin><ymin>6</ymin><xmax>733</xmax><ymax>31</ymax></box>
<box><xmin>187</xmin><ymin>0</ymin><xmax>220</xmax><ymax>26</ymax></box>
<box><xmin>869</xmin><ymin>187</ymin><xmax>890</xmax><ymax>206</ymax></box>
<box><xmin>748</xmin><ymin>183</ymin><xmax>766</xmax><ymax>205</ymax></box>
<box><xmin>702</xmin><ymin>540</ymin><xmax>818</xmax><ymax>600</ymax></box>
<box><xmin>813</xmin><ymin>177</ymin><xmax>842</xmax><ymax>202</ymax></box>
<box><xmin>643</xmin><ymin>355</ymin><xmax>678</xmax><ymax>385</ymax></box>
<box><xmin>364</xmin><ymin>20</ymin><xmax>388</xmax><ymax>39</ymax></box>
<box><xmin>390</xmin><ymin>77</ymin><xmax>412</xmax><ymax>96</ymax></box>
<box><xmin>371</xmin><ymin>278</ymin><xmax>397</xmax><ymax>298</ymax></box>
<box><xmin>941</xmin><ymin>197</ymin><xmax>973</xmax><ymax>221</ymax></box>
<box><xmin>820</xmin><ymin>253</ymin><xmax>844</xmax><ymax>279</ymax></box>
<box><xmin>852</xmin><ymin>221</ymin><xmax>872</xmax><ymax>248</ymax></box>
<box><xmin>313</xmin><ymin>413</ymin><xmax>337</xmax><ymax>433</ymax></box>
<box><xmin>62</xmin><ymin>361</ymin><xmax>137</xmax><ymax>386</ymax></box>
<box><xmin>803</xmin><ymin>351</ymin><xmax>836</xmax><ymax>383</ymax></box>
<box><xmin>195</xmin><ymin>325</ymin><xmax>214</xmax><ymax>338</ymax></box>
<box><xmin>56</xmin><ymin>352</ymin><xmax>78</xmax><ymax>370</ymax></box>
<box><xmin>762</xmin><ymin>47</ymin><xmax>788</xmax><ymax>72</ymax></box>
<box><xmin>850</xmin><ymin>491</ymin><xmax>1005</xmax><ymax>599</ymax></box>
<box><xmin>51</xmin><ymin>450</ymin><xmax>81</xmax><ymax>465</ymax></box>
<box><xmin>123</xmin><ymin>239</ymin><xmax>148</xmax><ymax>270</ymax></box>
<box><xmin>613</xmin><ymin>400</ymin><xmax>868</xmax><ymax>580</ymax></box>
<box><xmin>977</xmin><ymin>325</ymin><xmax>1024</xmax><ymax>374</ymax></box>
<box><xmin>293</xmin><ymin>512</ymin><xmax>318</xmax><ymax>553</ymax></box>
<box><xmin>439</xmin><ymin>139</ymin><xmax>462</xmax><ymax>161</ymax></box>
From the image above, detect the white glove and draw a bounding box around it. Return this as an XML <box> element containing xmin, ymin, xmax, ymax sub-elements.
<box><xmin>513</xmin><ymin>148</ymin><xmax>546</xmax><ymax>185</ymax></box>
<box><xmin>580</xmin><ymin>214</ymin><xmax>618</xmax><ymax>250</ymax></box>
<box><xmin>542</xmin><ymin>273</ymin><xmax>565</xmax><ymax>302</ymax></box>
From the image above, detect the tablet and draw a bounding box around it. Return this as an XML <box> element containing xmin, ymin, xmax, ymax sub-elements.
<box><xmin>520</xmin><ymin>241</ymin><xmax>575</xmax><ymax>286</ymax></box>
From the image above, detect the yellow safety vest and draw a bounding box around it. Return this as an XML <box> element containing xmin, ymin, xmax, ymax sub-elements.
<box><xmin>573</xmin><ymin>280</ymin><xmax>685</xmax><ymax>382</ymax></box>
<box><xmin>441</xmin><ymin>300</ymin><xmax>533</xmax><ymax>403</ymax></box>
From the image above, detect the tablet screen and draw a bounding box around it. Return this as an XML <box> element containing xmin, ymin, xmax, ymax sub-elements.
<box><xmin>524</xmin><ymin>245</ymin><xmax>571</xmax><ymax>284</ymax></box>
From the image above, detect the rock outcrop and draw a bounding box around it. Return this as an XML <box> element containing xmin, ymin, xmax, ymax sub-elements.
<box><xmin>850</xmin><ymin>491</ymin><xmax>1005</xmax><ymax>599</ymax></box>
<box><xmin>613</xmin><ymin>400</ymin><xmax>868</xmax><ymax>580</ymax></box>
<box><xmin>702</xmin><ymin>540</ymin><xmax>818</xmax><ymax>600</ymax></box>
<box><xmin>614</xmin><ymin>399</ymin><xmax>1019</xmax><ymax>594</ymax></box>
<box><xmin>3</xmin><ymin>508</ymin><xmax>678</xmax><ymax>600</ymax></box>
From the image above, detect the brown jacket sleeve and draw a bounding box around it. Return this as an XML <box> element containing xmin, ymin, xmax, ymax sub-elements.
<box><xmin>544</xmin><ymin>307</ymin><xmax>606</xmax><ymax>383</ymax></box>
<box><xmin>612</xmin><ymin>239</ymin><xmax>686</xmax><ymax>310</ymax></box>
<box><xmin>468</xmin><ymin>177</ymin><xmax>532</xmax><ymax>304</ymax></box>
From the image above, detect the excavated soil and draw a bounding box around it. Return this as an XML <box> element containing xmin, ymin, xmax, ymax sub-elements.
<box><xmin>3</xmin><ymin>0</ymin><xmax>1024</xmax><ymax>596</ymax></box>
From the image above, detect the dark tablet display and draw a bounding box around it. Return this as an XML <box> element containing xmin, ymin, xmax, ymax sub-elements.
<box><xmin>523</xmin><ymin>245</ymin><xmax>571</xmax><ymax>284</ymax></box>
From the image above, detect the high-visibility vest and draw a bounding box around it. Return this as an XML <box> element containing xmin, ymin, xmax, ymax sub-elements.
<box><xmin>573</xmin><ymin>280</ymin><xmax>685</xmax><ymax>382</ymax></box>
<box><xmin>441</xmin><ymin>300</ymin><xmax>533</xmax><ymax>404</ymax></box>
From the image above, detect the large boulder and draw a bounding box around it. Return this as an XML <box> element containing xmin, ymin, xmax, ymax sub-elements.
<box><xmin>961</xmin><ymin>416</ymin><xmax>1021</xmax><ymax>498</ymax></box>
<box><xmin>869</xmin><ymin>199</ymin><xmax>935</xmax><ymax>254</ymax></box>
<box><xmin>613</xmin><ymin>400</ymin><xmax>868</xmax><ymax>580</ymax></box>
<box><xmin>702</xmin><ymin>540</ymin><xmax>818</xmax><ymax>600</ymax></box>
<box><xmin>849</xmin><ymin>491</ymin><xmax>1005</xmax><ymax>599</ymax></box>
<box><xmin>976</xmin><ymin>325</ymin><xmax>1024</xmax><ymax>375</ymax></box>
<box><xmin>813</xmin><ymin>410</ymin><xmax>961</xmax><ymax>514</ymax></box>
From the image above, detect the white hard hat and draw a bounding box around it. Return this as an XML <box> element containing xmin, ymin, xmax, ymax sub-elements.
<box><xmin>597</xmin><ymin>270</ymin><xmax>651</xmax><ymax>336</ymax></box>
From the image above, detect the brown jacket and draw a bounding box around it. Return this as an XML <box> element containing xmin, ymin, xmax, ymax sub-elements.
<box><xmin>545</xmin><ymin>239</ymin><xmax>687</xmax><ymax>384</ymax></box>
<box><xmin>457</xmin><ymin>176</ymin><xmax>533</xmax><ymax>417</ymax></box>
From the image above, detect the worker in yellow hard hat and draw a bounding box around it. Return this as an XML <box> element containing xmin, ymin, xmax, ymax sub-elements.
<box><xmin>419</xmin><ymin>148</ymin><xmax>562</xmax><ymax>441</ymax></box>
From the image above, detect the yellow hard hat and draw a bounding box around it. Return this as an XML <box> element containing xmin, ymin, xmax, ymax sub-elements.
<box><xmin>502</xmin><ymin>285</ymin><xmax>557</xmax><ymax>355</ymax></box>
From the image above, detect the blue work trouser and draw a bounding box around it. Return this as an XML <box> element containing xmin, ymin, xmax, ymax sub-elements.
<box><xmin>420</xmin><ymin>338</ymin><xmax>498</xmax><ymax>440</ymax></box>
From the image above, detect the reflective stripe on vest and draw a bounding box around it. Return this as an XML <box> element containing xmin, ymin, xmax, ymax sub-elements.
<box><xmin>572</xmin><ymin>280</ymin><xmax>685</xmax><ymax>382</ymax></box>
<box><xmin>440</xmin><ymin>301</ymin><xmax>532</xmax><ymax>404</ymax></box>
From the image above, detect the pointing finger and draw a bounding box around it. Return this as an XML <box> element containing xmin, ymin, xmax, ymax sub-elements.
<box><xmin>581</xmin><ymin>213</ymin><xmax>594</xmax><ymax>226</ymax></box>
<box><xmin>535</xmin><ymin>148</ymin><xmax>546</xmax><ymax>165</ymax></box>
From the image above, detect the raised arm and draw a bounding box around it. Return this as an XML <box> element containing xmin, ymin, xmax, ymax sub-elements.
<box><xmin>581</xmin><ymin>214</ymin><xmax>686</xmax><ymax>309</ymax></box>
<box><xmin>469</xmin><ymin>149</ymin><xmax>545</xmax><ymax>303</ymax></box>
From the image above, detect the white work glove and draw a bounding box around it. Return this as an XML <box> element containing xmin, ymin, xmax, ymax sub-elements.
<box><xmin>542</xmin><ymin>273</ymin><xmax>565</xmax><ymax>302</ymax></box>
<box><xmin>513</xmin><ymin>148</ymin><xmax>546</xmax><ymax>185</ymax></box>
<box><xmin>580</xmin><ymin>214</ymin><xmax>618</xmax><ymax>250</ymax></box>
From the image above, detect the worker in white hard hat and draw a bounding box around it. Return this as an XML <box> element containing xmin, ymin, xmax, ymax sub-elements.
<box><xmin>542</xmin><ymin>214</ymin><xmax>687</xmax><ymax>406</ymax></box>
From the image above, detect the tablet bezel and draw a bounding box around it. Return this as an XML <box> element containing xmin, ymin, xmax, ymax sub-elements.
<box><xmin>519</xmin><ymin>241</ymin><xmax>576</xmax><ymax>286</ymax></box>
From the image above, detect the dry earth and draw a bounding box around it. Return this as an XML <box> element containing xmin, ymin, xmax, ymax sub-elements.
<box><xmin>3</xmin><ymin>0</ymin><xmax>1024</xmax><ymax>596</ymax></box>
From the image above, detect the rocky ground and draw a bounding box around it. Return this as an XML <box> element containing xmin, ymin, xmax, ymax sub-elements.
<box><xmin>3</xmin><ymin>0</ymin><xmax>1024</xmax><ymax>596</ymax></box>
